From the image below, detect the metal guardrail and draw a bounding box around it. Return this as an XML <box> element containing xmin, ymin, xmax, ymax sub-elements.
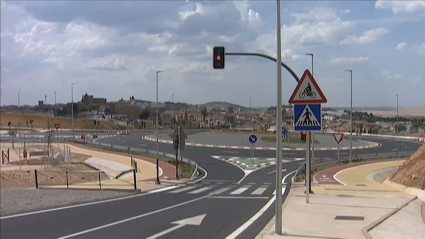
<box><xmin>73</xmin><ymin>139</ymin><xmax>200</xmax><ymax>179</ymax></box>
<box><xmin>34</xmin><ymin>169</ymin><xmax>138</xmax><ymax>190</ymax></box>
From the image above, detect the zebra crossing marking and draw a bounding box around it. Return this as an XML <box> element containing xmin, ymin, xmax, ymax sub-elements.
<box><xmin>230</xmin><ymin>186</ymin><xmax>250</xmax><ymax>195</ymax></box>
<box><xmin>188</xmin><ymin>186</ymin><xmax>214</xmax><ymax>194</ymax></box>
<box><xmin>169</xmin><ymin>186</ymin><xmax>197</xmax><ymax>193</ymax></box>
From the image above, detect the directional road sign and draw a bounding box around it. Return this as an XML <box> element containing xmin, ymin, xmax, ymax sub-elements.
<box><xmin>248</xmin><ymin>135</ymin><xmax>257</xmax><ymax>144</ymax></box>
<box><xmin>282</xmin><ymin>129</ymin><xmax>289</xmax><ymax>138</ymax></box>
<box><xmin>294</xmin><ymin>104</ymin><xmax>322</xmax><ymax>131</ymax></box>
<box><xmin>289</xmin><ymin>70</ymin><xmax>327</xmax><ymax>104</ymax></box>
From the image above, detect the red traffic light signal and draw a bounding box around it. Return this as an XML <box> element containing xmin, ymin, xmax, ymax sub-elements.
<box><xmin>213</xmin><ymin>46</ymin><xmax>225</xmax><ymax>69</ymax></box>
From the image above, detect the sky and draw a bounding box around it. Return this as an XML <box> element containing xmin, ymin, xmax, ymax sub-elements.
<box><xmin>1</xmin><ymin>0</ymin><xmax>425</xmax><ymax>108</ymax></box>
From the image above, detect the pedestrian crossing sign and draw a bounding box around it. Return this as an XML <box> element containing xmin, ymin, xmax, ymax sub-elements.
<box><xmin>294</xmin><ymin>104</ymin><xmax>322</xmax><ymax>131</ymax></box>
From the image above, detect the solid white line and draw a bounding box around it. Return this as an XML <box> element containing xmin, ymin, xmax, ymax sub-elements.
<box><xmin>225</xmin><ymin>195</ymin><xmax>276</xmax><ymax>239</ymax></box>
<box><xmin>282</xmin><ymin>152</ymin><xmax>296</xmax><ymax>155</ymax></box>
<box><xmin>189</xmin><ymin>164</ymin><xmax>208</xmax><ymax>183</ymax></box>
<box><xmin>209</xmin><ymin>196</ymin><xmax>268</xmax><ymax>199</ymax></box>
<box><xmin>273</xmin><ymin>187</ymin><xmax>286</xmax><ymax>195</ymax></box>
<box><xmin>251</xmin><ymin>187</ymin><xmax>267</xmax><ymax>195</ymax></box>
<box><xmin>333</xmin><ymin>169</ymin><xmax>348</xmax><ymax>186</ymax></box>
<box><xmin>1</xmin><ymin>191</ymin><xmax>152</xmax><ymax>220</ymax></box>
<box><xmin>139</xmin><ymin>144</ymin><xmax>147</xmax><ymax>147</ymax></box>
<box><xmin>230</xmin><ymin>187</ymin><xmax>249</xmax><ymax>195</ymax></box>
<box><xmin>188</xmin><ymin>186</ymin><xmax>213</xmax><ymax>194</ymax></box>
<box><xmin>146</xmin><ymin>224</ymin><xmax>185</xmax><ymax>239</ymax></box>
<box><xmin>57</xmin><ymin>195</ymin><xmax>210</xmax><ymax>239</ymax></box>
<box><xmin>169</xmin><ymin>186</ymin><xmax>197</xmax><ymax>193</ymax></box>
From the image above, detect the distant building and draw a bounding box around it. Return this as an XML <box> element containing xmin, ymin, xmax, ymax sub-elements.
<box><xmin>81</xmin><ymin>93</ymin><xmax>107</xmax><ymax>106</ymax></box>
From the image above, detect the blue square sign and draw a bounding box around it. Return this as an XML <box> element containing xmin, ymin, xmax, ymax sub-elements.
<box><xmin>294</xmin><ymin>104</ymin><xmax>321</xmax><ymax>131</ymax></box>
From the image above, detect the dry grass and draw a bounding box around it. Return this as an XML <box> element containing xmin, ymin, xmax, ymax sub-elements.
<box><xmin>0</xmin><ymin>113</ymin><xmax>122</xmax><ymax>130</ymax></box>
<box><xmin>391</xmin><ymin>145</ymin><xmax>425</xmax><ymax>190</ymax></box>
<box><xmin>367</xmin><ymin>107</ymin><xmax>425</xmax><ymax>117</ymax></box>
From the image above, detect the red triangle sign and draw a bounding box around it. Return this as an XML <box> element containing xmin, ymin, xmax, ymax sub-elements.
<box><xmin>289</xmin><ymin>70</ymin><xmax>327</xmax><ymax>104</ymax></box>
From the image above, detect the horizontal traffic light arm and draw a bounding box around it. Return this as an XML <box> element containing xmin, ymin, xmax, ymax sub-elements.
<box><xmin>225</xmin><ymin>52</ymin><xmax>300</xmax><ymax>83</ymax></box>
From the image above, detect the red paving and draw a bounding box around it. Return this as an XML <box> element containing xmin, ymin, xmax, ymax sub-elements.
<box><xmin>69</xmin><ymin>143</ymin><xmax>176</xmax><ymax>180</ymax></box>
<box><xmin>314</xmin><ymin>158</ymin><xmax>407</xmax><ymax>185</ymax></box>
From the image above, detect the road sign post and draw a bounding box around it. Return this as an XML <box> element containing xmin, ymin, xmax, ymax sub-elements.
<box><xmin>333</xmin><ymin>133</ymin><xmax>344</xmax><ymax>164</ymax></box>
<box><xmin>289</xmin><ymin>69</ymin><xmax>327</xmax><ymax>203</ymax></box>
<box><xmin>248</xmin><ymin>135</ymin><xmax>257</xmax><ymax>163</ymax></box>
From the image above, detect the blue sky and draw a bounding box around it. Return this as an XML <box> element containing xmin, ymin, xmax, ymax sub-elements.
<box><xmin>1</xmin><ymin>0</ymin><xmax>424</xmax><ymax>108</ymax></box>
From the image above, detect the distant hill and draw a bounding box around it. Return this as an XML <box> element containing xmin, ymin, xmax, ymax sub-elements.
<box><xmin>200</xmin><ymin>101</ymin><xmax>246</xmax><ymax>109</ymax></box>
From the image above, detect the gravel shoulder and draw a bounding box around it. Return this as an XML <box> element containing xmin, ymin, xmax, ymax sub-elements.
<box><xmin>0</xmin><ymin>189</ymin><xmax>137</xmax><ymax>216</ymax></box>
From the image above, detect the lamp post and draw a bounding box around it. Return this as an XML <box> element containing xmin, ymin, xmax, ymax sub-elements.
<box><xmin>249</xmin><ymin>97</ymin><xmax>252</xmax><ymax>110</ymax></box>
<box><xmin>156</xmin><ymin>70</ymin><xmax>163</xmax><ymax>185</ymax></box>
<box><xmin>275</xmin><ymin>0</ymin><xmax>284</xmax><ymax>234</ymax></box>
<box><xmin>54</xmin><ymin>91</ymin><xmax>57</xmax><ymax>117</ymax></box>
<box><xmin>18</xmin><ymin>89</ymin><xmax>21</xmax><ymax>110</ymax></box>
<box><xmin>71</xmin><ymin>82</ymin><xmax>76</xmax><ymax>138</ymax></box>
<box><xmin>345</xmin><ymin>70</ymin><xmax>353</xmax><ymax>163</ymax></box>
<box><xmin>396</xmin><ymin>94</ymin><xmax>399</xmax><ymax>134</ymax></box>
<box><xmin>172</xmin><ymin>94</ymin><xmax>174</xmax><ymax>103</ymax></box>
<box><xmin>305</xmin><ymin>53</ymin><xmax>314</xmax><ymax>194</ymax></box>
<box><xmin>18</xmin><ymin>89</ymin><xmax>21</xmax><ymax>138</ymax></box>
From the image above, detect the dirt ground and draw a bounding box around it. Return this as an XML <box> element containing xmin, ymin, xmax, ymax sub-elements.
<box><xmin>391</xmin><ymin>145</ymin><xmax>425</xmax><ymax>190</ymax></box>
<box><xmin>0</xmin><ymin>145</ymin><xmax>107</xmax><ymax>191</ymax></box>
<box><xmin>0</xmin><ymin>112</ymin><xmax>123</xmax><ymax>130</ymax></box>
<box><xmin>367</xmin><ymin>107</ymin><xmax>425</xmax><ymax>117</ymax></box>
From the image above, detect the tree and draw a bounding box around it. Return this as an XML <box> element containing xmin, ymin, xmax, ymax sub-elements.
<box><xmin>139</xmin><ymin>111</ymin><xmax>150</xmax><ymax>120</ymax></box>
<box><xmin>8</xmin><ymin>129</ymin><xmax>17</xmax><ymax>149</ymax></box>
<box><xmin>201</xmin><ymin>107</ymin><xmax>208</xmax><ymax>121</ymax></box>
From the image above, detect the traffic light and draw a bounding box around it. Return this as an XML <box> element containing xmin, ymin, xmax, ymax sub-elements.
<box><xmin>213</xmin><ymin>46</ymin><xmax>225</xmax><ymax>69</ymax></box>
<box><xmin>300</xmin><ymin>132</ymin><xmax>306</xmax><ymax>142</ymax></box>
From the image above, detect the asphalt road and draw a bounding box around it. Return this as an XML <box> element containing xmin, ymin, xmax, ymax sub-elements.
<box><xmin>0</xmin><ymin>133</ymin><xmax>421</xmax><ymax>239</ymax></box>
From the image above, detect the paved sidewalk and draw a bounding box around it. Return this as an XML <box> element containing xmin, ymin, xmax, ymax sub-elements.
<box><xmin>258</xmin><ymin>160</ymin><xmax>423</xmax><ymax>239</ymax></box>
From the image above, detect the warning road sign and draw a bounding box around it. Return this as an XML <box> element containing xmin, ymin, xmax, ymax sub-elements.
<box><xmin>333</xmin><ymin>133</ymin><xmax>344</xmax><ymax>144</ymax></box>
<box><xmin>289</xmin><ymin>70</ymin><xmax>327</xmax><ymax>104</ymax></box>
<box><xmin>294</xmin><ymin>104</ymin><xmax>322</xmax><ymax>131</ymax></box>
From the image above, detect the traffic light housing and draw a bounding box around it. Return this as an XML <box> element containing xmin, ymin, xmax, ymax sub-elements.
<box><xmin>213</xmin><ymin>46</ymin><xmax>225</xmax><ymax>69</ymax></box>
<box><xmin>301</xmin><ymin>132</ymin><xmax>306</xmax><ymax>142</ymax></box>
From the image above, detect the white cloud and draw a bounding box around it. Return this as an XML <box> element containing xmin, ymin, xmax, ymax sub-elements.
<box><xmin>292</xmin><ymin>8</ymin><xmax>339</xmax><ymax>23</ymax></box>
<box><xmin>329</xmin><ymin>57</ymin><xmax>369</xmax><ymax>65</ymax></box>
<box><xmin>341</xmin><ymin>28</ymin><xmax>390</xmax><ymax>44</ymax></box>
<box><xmin>234</xmin><ymin>1</ymin><xmax>262</xmax><ymax>28</ymax></box>
<box><xmin>340</xmin><ymin>9</ymin><xmax>351</xmax><ymax>14</ymax></box>
<box><xmin>87</xmin><ymin>55</ymin><xmax>130</xmax><ymax>70</ymax></box>
<box><xmin>417</xmin><ymin>43</ymin><xmax>425</xmax><ymax>55</ymax></box>
<box><xmin>375</xmin><ymin>0</ymin><xmax>425</xmax><ymax>14</ymax></box>
<box><xmin>396</xmin><ymin>42</ymin><xmax>407</xmax><ymax>50</ymax></box>
<box><xmin>382</xmin><ymin>70</ymin><xmax>402</xmax><ymax>80</ymax></box>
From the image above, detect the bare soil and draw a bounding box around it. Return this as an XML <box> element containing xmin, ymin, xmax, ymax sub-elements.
<box><xmin>0</xmin><ymin>112</ymin><xmax>122</xmax><ymax>130</ymax></box>
<box><xmin>391</xmin><ymin>145</ymin><xmax>425</xmax><ymax>190</ymax></box>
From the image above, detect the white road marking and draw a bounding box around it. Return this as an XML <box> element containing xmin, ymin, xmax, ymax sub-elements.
<box><xmin>392</xmin><ymin>148</ymin><xmax>398</xmax><ymax>151</ymax></box>
<box><xmin>188</xmin><ymin>186</ymin><xmax>213</xmax><ymax>194</ymax></box>
<box><xmin>189</xmin><ymin>164</ymin><xmax>208</xmax><ymax>183</ymax></box>
<box><xmin>223</xmin><ymin>151</ymin><xmax>238</xmax><ymax>154</ymax></box>
<box><xmin>251</xmin><ymin>187</ymin><xmax>267</xmax><ymax>195</ymax></box>
<box><xmin>267</xmin><ymin>169</ymin><xmax>287</xmax><ymax>175</ymax></box>
<box><xmin>333</xmin><ymin>169</ymin><xmax>348</xmax><ymax>186</ymax></box>
<box><xmin>122</xmin><ymin>140</ymin><xmax>126</xmax><ymax>143</ymax></box>
<box><xmin>272</xmin><ymin>187</ymin><xmax>286</xmax><ymax>195</ymax></box>
<box><xmin>147</xmin><ymin>186</ymin><xmax>179</xmax><ymax>194</ymax></box>
<box><xmin>210</xmin><ymin>187</ymin><xmax>232</xmax><ymax>195</ymax></box>
<box><xmin>282</xmin><ymin>152</ymin><xmax>296</xmax><ymax>155</ymax></box>
<box><xmin>169</xmin><ymin>186</ymin><xmax>197</xmax><ymax>193</ymax></box>
<box><xmin>57</xmin><ymin>195</ymin><xmax>210</xmax><ymax>239</ymax></box>
<box><xmin>139</xmin><ymin>144</ymin><xmax>147</xmax><ymax>147</ymax></box>
<box><xmin>230</xmin><ymin>187</ymin><xmax>249</xmax><ymax>195</ymax></box>
<box><xmin>209</xmin><ymin>196</ymin><xmax>268</xmax><ymax>199</ymax></box>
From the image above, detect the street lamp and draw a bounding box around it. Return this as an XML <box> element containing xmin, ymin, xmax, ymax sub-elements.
<box><xmin>396</xmin><ymin>94</ymin><xmax>399</xmax><ymax>135</ymax></box>
<box><xmin>172</xmin><ymin>94</ymin><xmax>174</xmax><ymax>103</ymax></box>
<box><xmin>18</xmin><ymin>89</ymin><xmax>21</xmax><ymax>110</ymax></box>
<box><xmin>18</xmin><ymin>89</ymin><xmax>21</xmax><ymax>138</ymax></box>
<box><xmin>156</xmin><ymin>70</ymin><xmax>163</xmax><ymax>185</ymax></box>
<box><xmin>249</xmin><ymin>97</ymin><xmax>252</xmax><ymax>110</ymax></box>
<box><xmin>71</xmin><ymin>82</ymin><xmax>76</xmax><ymax>138</ymax></box>
<box><xmin>305</xmin><ymin>53</ymin><xmax>314</xmax><ymax>194</ymax></box>
<box><xmin>54</xmin><ymin>91</ymin><xmax>57</xmax><ymax>117</ymax></box>
<box><xmin>275</xmin><ymin>0</ymin><xmax>284</xmax><ymax>234</ymax></box>
<box><xmin>345</xmin><ymin>70</ymin><xmax>353</xmax><ymax>163</ymax></box>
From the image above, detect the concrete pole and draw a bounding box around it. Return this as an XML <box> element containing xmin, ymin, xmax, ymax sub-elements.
<box><xmin>54</xmin><ymin>91</ymin><xmax>57</xmax><ymax>117</ymax></box>
<box><xmin>275</xmin><ymin>0</ymin><xmax>283</xmax><ymax>234</ymax></box>
<box><xmin>305</xmin><ymin>53</ymin><xmax>314</xmax><ymax>193</ymax></box>
<box><xmin>396</xmin><ymin>94</ymin><xmax>399</xmax><ymax>135</ymax></box>
<box><xmin>71</xmin><ymin>82</ymin><xmax>76</xmax><ymax>138</ymax></box>
<box><xmin>345</xmin><ymin>70</ymin><xmax>353</xmax><ymax>162</ymax></box>
<box><xmin>156</xmin><ymin>71</ymin><xmax>163</xmax><ymax>184</ymax></box>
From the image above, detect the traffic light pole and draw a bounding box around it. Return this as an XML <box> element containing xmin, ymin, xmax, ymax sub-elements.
<box><xmin>225</xmin><ymin>52</ymin><xmax>300</xmax><ymax>83</ymax></box>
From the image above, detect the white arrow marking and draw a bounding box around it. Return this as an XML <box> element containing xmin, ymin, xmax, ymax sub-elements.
<box><xmin>146</xmin><ymin>214</ymin><xmax>207</xmax><ymax>239</ymax></box>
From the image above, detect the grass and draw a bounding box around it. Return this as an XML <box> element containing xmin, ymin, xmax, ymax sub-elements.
<box><xmin>261</xmin><ymin>135</ymin><xmax>320</xmax><ymax>144</ymax></box>
<box><xmin>72</xmin><ymin>141</ymin><xmax>196</xmax><ymax>179</ymax></box>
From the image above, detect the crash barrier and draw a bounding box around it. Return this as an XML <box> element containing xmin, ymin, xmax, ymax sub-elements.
<box><xmin>34</xmin><ymin>169</ymin><xmax>137</xmax><ymax>190</ymax></box>
<box><xmin>319</xmin><ymin>131</ymin><xmax>424</xmax><ymax>142</ymax></box>
<box><xmin>73</xmin><ymin>138</ymin><xmax>200</xmax><ymax>179</ymax></box>
<box><xmin>294</xmin><ymin>150</ymin><xmax>416</xmax><ymax>179</ymax></box>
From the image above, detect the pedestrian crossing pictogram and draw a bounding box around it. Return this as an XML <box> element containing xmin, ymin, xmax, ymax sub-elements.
<box><xmin>294</xmin><ymin>104</ymin><xmax>322</xmax><ymax>131</ymax></box>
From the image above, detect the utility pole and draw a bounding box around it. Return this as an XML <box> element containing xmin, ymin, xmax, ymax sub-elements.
<box><xmin>249</xmin><ymin>97</ymin><xmax>252</xmax><ymax>110</ymax></box>
<box><xmin>345</xmin><ymin>70</ymin><xmax>353</xmax><ymax>163</ymax></box>
<box><xmin>305</xmin><ymin>53</ymin><xmax>314</xmax><ymax>193</ymax></box>
<box><xmin>71</xmin><ymin>82</ymin><xmax>76</xmax><ymax>138</ymax></box>
<box><xmin>156</xmin><ymin>70</ymin><xmax>163</xmax><ymax>185</ymax></box>
<box><xmin>396</xmin><ymin>94</ymin><xmax>399</xmax><ymax>135</ymax></box>
<box><xmin>275</xmin><ymin>0</ymin><xmax>283</xmax><ymax>235</ymax></box>
<box><xmin>54</xmin><ymin>91</ymin><xmax>57</xmax><ymax>117</ymax></box>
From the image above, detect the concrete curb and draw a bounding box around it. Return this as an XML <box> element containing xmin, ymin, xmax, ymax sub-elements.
<box><xmin>361</xmin><ymin>196</ymin><xmax>417</xmax><ymax>239</ymax></box>
<box><xmin>383</xmin><ymin>178</ymin><xmax>425</xmax><ymax>203</ymax></box>
<box><xmin>255</xmin><ymin>187</ymin><xmax>294</xmax><ymax>239</ymax></box>
<box><xmin>365</xmin><ymin>166</ymin><xmax>400</xmax><ymax>184</ymax></box>
<box><xmin>142</xmin><ymin>136</ymin><xmax>381</xmax><ymax>151</ymax></box>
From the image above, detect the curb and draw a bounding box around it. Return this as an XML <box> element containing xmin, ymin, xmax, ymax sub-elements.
<box><xmin>361</xmin><ymin>196</ymin><xmax>417</xmax><ymax>239</ymax></box>
<box><xmin>141</xmin><ymin>136</ymin><xmax>381</xmax><ymax>151</ymax></box>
